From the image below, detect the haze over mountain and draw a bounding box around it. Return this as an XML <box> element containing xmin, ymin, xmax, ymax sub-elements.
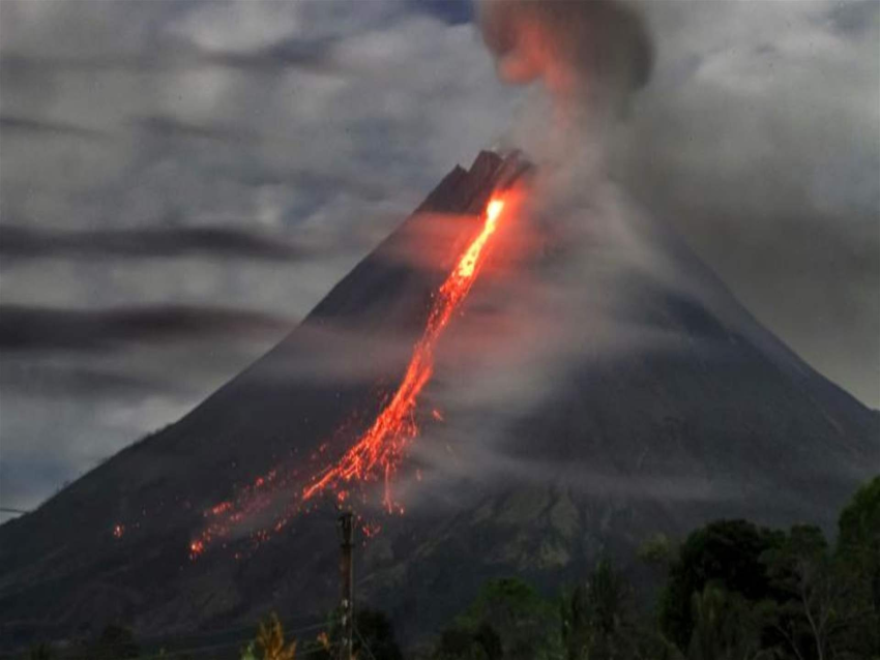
<box><xmin>0</xmin><ymin>150</ymin><xmax>876</xmax><ymax>649</ymax></box>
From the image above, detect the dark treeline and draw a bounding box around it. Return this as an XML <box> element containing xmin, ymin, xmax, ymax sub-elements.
<box><xmin>427</xmin><ymin>476</ymin><xmax>879</xmax><ymax>660</ymax></box>
<box><xmin>21</xmin><ymin>476</ymin><xmax>879</xmax><ymax>660</ymax></box>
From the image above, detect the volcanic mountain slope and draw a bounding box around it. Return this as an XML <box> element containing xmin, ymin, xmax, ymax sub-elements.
<box><xmin>0</xmin><ymin>151</ymin><xmax>876</xmax><ymax>647</ymax></box>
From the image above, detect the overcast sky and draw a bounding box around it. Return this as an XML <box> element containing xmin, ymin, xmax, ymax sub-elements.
<box><xmin>1</xmin><ymin>0</ymin><xmax>877</xmax><ymax>519</ymax></box>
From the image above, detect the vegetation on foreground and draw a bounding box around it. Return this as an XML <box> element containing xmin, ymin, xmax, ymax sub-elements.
<box><xmin>21</xmin><ymin>476</ymin><xmax>879</xmax><ymax>660</ymax></box>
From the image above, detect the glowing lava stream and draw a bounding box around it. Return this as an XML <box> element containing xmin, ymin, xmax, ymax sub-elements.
<box><xmin>302</xmin><ymin>197</ymin><xmax>506</xmax><ymax>510</ymax></box>
<box><xmin>189</xmin><ymin>198</ymin><xmax>506</xmax><ymax>556</ymax></box>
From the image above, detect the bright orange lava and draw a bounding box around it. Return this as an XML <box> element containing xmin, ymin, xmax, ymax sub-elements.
<box><xmin>302</xmin><ymin>197</ymin><xmax>506</xmax><ymax>510</ymax></box>
<box><xmin>190</xmin><ymin>197</ymin><xmax>506</xmax><ymax>556</ymax></box>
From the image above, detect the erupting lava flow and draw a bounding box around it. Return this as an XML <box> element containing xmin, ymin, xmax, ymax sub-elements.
<box><xmin>302</xmin><ymin>198</ymin><xmax>506</xmax><ymax>509</ymax></box>
<box><xmin>191</xmin><ymin>197</ymin><xmax>506</xmax><ymax>556</ymax></box>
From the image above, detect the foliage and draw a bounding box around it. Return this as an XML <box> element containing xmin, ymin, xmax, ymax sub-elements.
<box><xmin>434</xmin><ymin>577</ymin><xmax>563</xmax><ymax>660</ymax></box>
<box><xmin>434</xmin><ymin>621</ymin><xmax>503</xmax><ymax>660</ymax></box>
<box><xmin>685</xmin><ymin>584</ymin><xmax>770</xmax><ymax>660</ymax></box>
<box><xmin>758</xmin><ymin>516</ymin><xmax>879</xmax><ymax>660</ymax></box>
<box><xmin>638</xmin><ymin>533</ymin><xmax>676</xmax><ymax>570</ymax></box>
<box><xmin>300</xmin><ymin>607</ymin><xmax>402</xmax><ymax>660</ymax></box>
<box><xmin>561</xmin><ymin>558</ymin><xmax>683</xmax><ymax>660</ymax></box>
<box><xmin>254</xmin><ymin>613</ymin><xmax>297</xmax><ymax>660</ymax></box>
<box><xmin>760</xmin><ymin>525</ymin><xmax>839</xmax><ymax>660</ymax></box>
<box><xmin>428</xmin><ymin>476</ymin><xmax>880</xmax><ymax>660</ymax></box>
<box><xmin>241</xmin><ymin>641</ymin><xmax>258</xmax><ymax>660</ymax></box>
<box><xmin>659</xmin><ymin>519</ymin><xmax>784</xmax><ymax>650</ymax></box>
<box><xmin>836</xmin><ymin>475</ymin><xmax>880</xmax><ymax>655</ymax></box>
<box><xmin>562</xmin><ymin>558</ymin><xmax>632</xmax><ymax>660</ymax></box>
<box><xmin>355</xmin><ymin>608</ymin><xmax>404</xmax><ymax>660</ymax></box>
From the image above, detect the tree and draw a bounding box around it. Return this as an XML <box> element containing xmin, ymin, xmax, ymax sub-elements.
<box><xmin>836</xmin><ymin>476</ymin><xmax>880</xmax><ymax>649</ymax></box>
<box><xmin>686</xmin><ymin>584</ymin><xmax>769</xmax><ymax>660</ymax></box>
<box><xmin>434</xmin><ymin>622</ymin><xmax>502</xmax><ymax>660</ymax></box>
<box><xmin>354</xmin><ymin>608</ymin><xmax>404</xmax><ymax>660</ymax></box>
<box><xmin>563</xmin><ymin>559</ymin><xmax>682</xmax><ymax>660</ymax></box>
<box><xmin>638</xmin><ymin>533</ymin><xmax>676</xmax><ymax>571</ymax></box>
<box><xmin>433</xmin><ymin>577</ymin><xmax>562</xmax><ymax>660</ymax></box>
<box><xmin>241</xmin><ymin>641</ymin><xmax>258</xmax><ymax>660</ymax></box>
<box><xmin>301</xmin><ymin>607</ymin><xmax>402</xmax><ymax>660</ymax></box>
<box><xmin>760</xmin><ymin>525</ymin><xmax>844</xmax><ymax>660</ymax></box>
<box><xmin>563</xmin><ymin>559</ymin><xmax>632</xmax><ymax>660</ymax></box>
<box><xmin>659</xmin><ymin>520</ymin><xmax>784</xmax><ymax>651</ymax></box>
<box><xmin>254</xmin><ymin>613</ymin><xmax>297</xmax><ymax>660</ymax></box>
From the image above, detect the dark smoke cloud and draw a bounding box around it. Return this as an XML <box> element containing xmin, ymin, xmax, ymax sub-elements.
<box><xmin>479</xmin><ymin>0</ymin><xmax>653</xmax><ymax>119</ymax></box>
<box><xmin>0</xmin><ymin>304</ymin><xmax>294</xmax><ymax>352</ymax></box>
<box><xmin>0</xmin><ymin>225</ymin><xmax>310</xmax><ymax>262</ymax></box>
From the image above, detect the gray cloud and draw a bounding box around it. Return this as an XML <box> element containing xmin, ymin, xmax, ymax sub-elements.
<box><xmin>0</xmin><ymin>114</ymin><xmax>107</xmax><ymax>140</ymax></box>
<box><xmin>0</xmin><ymin>304</ymin><xmax>294</xmax><ymax>352</ymax></box>
<box><xmin>0</xmin><ymin>224</ymin><xmax>310</xmax><ymax>261</ymax></box>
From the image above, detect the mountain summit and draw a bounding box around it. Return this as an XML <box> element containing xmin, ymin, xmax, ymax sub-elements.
<box><xmin>0</xmin><ymin>151</ymin><xmax>876</xmax><ymax>647</ymax></box>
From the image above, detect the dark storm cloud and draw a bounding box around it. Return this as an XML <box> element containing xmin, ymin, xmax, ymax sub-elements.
<box><xmin>0</xmin><ymin>115</ymin><xmax>107</xmax><ymax>140</ymax></box>
<box><xmin>130</xmin><ymin>115</ymin><xmax>258</xmax><ymax>143</ymax></box>
<box><xmin>0</xmin><ymin>304</ymin><xmax>294</xmax><ymax>352</ymax></box>
<box><xmin>198</xmin><ymin>38</ymin><xmax>338</xmax><ymax>73</ymax></box>
<box><xmin>0</xmin><ymin>225</ymin><xmax>311</xmax><ymax>261</ymax></box>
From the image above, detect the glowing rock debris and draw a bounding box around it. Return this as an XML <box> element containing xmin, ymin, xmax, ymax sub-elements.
<box><xmin>189</xmin><ymin>197</ymin><xmax>506</xmax><ymax>557</ymax></box>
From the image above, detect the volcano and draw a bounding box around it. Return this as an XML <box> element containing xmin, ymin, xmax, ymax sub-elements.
<box><xmin>0</xmin><ymin>151</ymin><xmax>876</xmax><ymax>648</ymax></box>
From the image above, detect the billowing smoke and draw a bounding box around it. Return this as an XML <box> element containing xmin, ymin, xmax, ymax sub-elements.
<box><xmin>398</xmin><ymin>1</ymin><xmax>739</xmax><ymax>507</ymax></box>
<box><xmin>478</xmin><ymin>0</ymin><xmax>653</xmax><ymax>125</ymax></box>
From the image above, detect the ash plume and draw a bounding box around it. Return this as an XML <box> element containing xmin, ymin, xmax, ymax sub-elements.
<box><xmin>478</xmin><ymin>0</ymin><xmax>653</xmax><ymax>125</ymax></box>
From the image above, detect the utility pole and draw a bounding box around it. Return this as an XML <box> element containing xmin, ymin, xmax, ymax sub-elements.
<box><xmin>338</xmin><ymin>511</ymin><xmax>354</xmax><ymax>660</ymax></box>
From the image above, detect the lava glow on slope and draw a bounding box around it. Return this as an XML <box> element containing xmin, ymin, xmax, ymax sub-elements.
<box><xmin>189</xmin><ymin>197</ymin><xmax>506</xmax><ymax>557</ymax></box>
<box><xmin>301</xmin><ymin>198</ymin><xmax>505</xmax><ymax>509</ymax></box>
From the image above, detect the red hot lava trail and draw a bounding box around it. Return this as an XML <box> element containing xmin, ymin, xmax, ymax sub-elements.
<box><xmin>191</xmin><ymin>197</ymin><xmax>507</xmax><ymax>556</ymax></box>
